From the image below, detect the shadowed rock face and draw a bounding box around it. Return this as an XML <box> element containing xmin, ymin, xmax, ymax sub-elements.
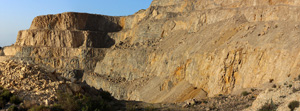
<box><xmin>2</xmin><ymin>0</ymin><xmax>300</xmax><ymax>103</ymax></box>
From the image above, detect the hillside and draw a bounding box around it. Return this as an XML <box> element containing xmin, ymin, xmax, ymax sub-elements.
<box><xmin>1</xmin><ymin>0</ymin><xmax>300</xmax><ymax>110</ymax></box>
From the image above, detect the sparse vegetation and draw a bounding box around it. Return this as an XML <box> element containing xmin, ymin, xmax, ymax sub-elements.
<box><xmin>26</xmin><ymin>104</ymin><xmax>63</xmax><ymax>111</ymax></box>
<box><xmin>289</xmin><ymin>84</ymin><xmax>293</xmax><ymax>88</ymax></box>
<box><xmin>56</xmin><ymin>91</ymin><xmax>111</xmax><ymax>111</ymax></box>
<box><xmin>145</xmin><ymin>105</ymin><xmax>156</xmax><ymax>111</ymax></box>
<box><xmin>258</xmin><ymin>100</ymin><xmax>277</xmax><ymax>111</ymax></box>
<box><xmin>0</xmin><ymin>85</ymin><xmax>112</xmax><ymax>111</ymax></box>
<box><xmin>269</xmin><ymin>79</ymin><xmax>274</xmax><ymax>83</ymax></box>
<box><xmin>28</xmin><ymin>105</ymin><xmax>49</xmax><ymax>111</ymax></box>
<box><xmin>0</xmin><ymin>97</ymin><xmax>5</xmax><ymax>108</ymax></box>
<box><xmin>126</xmin><ymin>103</ymin><xmax>137</xmax><ymax>111</ymax></box>
<box><xmin>0</xmin><ymin>88</ymin><xmax>23</xmax><ymax>109</ymax></box>
<box><xmin>1</xmin><ymin>89</ymin><xmax>12</xmax><ymax>102</ymax></box>
<box><xmin>10</xmin><ymin>95</ymin><xmax>21</xmax><ymax>105</ymax></box>
<box><xmin>272</xmin><ymin>84</ymin><xmax>276</xmax><ymax>88</ymax></box>
<box><xmin>241</xmin><ymin>91</ymin><xmax>250</xmax><ymax>96</ymax></box>
<box><xmin>8</xmin><ymin>104</ymin><xmax>18</xmax><ymax>111</ymax></box>
<box><xmin>288</xmin><ymin>101</ymin><xmax>299</xmax><ymax>111</ymax></box>
<box><xmin>24</xmin><ymin>91</ymin><xmax>112</xmax><ymax>111</ymax></box>
<box><xmin>99</xmin><ymin>91</ymin><xmax>114</xmax><ymax>102</ymax></box>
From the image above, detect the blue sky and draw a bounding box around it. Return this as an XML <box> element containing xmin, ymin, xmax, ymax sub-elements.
<box><xmin>0</xmin><ymin>0</ymin><xmax>152</xmax><ymax>47</ymax></box>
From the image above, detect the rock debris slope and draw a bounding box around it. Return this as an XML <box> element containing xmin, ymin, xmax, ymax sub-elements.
<box><xmin>1</xmin><ymin>0</ymin><xmax>300</xmax><ymax>104</ymax></box>
<box><xmin>0</xmin><ymin>60</ymin><xmax>82</xmax><ymax>105</ymax></box>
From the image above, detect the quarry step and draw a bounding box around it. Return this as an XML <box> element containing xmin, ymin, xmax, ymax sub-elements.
<box><xmin>7</xmin><ymin>0</ymin><xmax>300</xmax><ymax>107</ymax></box>
<box><xmin>2</xmin><ymin>46</ymin><xmax>106</xmax><ymax>58</ymax></box>
<box><xmin>30</xmin><ymin>12</ymin><xmax>124</xmax><ymax>32</ymax></box>
<box><xmin>16</xmin><ymin>29</ymin><xmax>114</xmax><ymax>48</ymax></box>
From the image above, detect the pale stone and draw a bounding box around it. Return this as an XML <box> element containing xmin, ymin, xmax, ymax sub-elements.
<box><xmin>3</xmin><ymin>0</ymin><xmax>300</xmax><ymax>105</ymax></box>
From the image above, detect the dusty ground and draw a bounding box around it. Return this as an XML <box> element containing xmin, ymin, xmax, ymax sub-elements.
<box><xmin>115</xmin><ymin>89</ymin><xmax>260</xmax><ymax>111</ymax></box>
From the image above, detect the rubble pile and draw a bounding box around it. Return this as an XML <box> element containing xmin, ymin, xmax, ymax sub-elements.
<box><xmin>0</xmin><ymin>60</ymin><xmax>66</xmax><ymax>105</ymax></box>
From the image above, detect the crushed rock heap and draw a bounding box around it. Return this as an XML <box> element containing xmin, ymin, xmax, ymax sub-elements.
<box><xmin>0</xmin><ymin>60</ymin><xmax>85</xmax><ymax>105</ymax></box>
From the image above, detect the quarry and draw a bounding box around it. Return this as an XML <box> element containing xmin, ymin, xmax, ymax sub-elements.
<box><xmin>1</xmin><ymin>0</ymin><xmax>300</xmax><ymax>110</ymax></box>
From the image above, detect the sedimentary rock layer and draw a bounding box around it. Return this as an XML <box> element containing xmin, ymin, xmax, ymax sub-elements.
<box><xmin>3</xmin><ymin>0</ymin><xmax>300</xmax><ymax>103</ymax></box>
<box><xmin>30</xmin><ymin>12</ymin><xmax>123</xmax><ymax>32</ymax></box>
<box><xmin>16</xmin><ymin>29</ymin><xmax>114</xmax><ymax>48</ymax></box>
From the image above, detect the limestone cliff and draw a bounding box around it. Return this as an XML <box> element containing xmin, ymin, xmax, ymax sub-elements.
<box><xmin>2</xmin><ymin>0</ymin><xmax>300</xmax><ymax>103</ymax></box>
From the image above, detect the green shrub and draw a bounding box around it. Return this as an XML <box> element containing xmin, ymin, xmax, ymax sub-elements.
<box><xmin>241</xmin><ymin>91</ymin><xmax>250</xmax><ymax>96</ymax></box>
<box><xmin>259</xmin><ymin>100</ymin><xmax>277</xmax><ymax>111</ymax></box>
<box><xmin>26</xmin><ymin>104</ymin><xmax>63</xmax><ymax>111</ymax></box>
<box><xmin>1</xmin><ymin>89</ymin><xmax>12</xmax><ymax>102</ymax></box>
<box><xmin>126</xmin><ymin>103</ymin><xmax>137</xmax><ymax>111</ymax></box>
<box><xmin>28</xmin><ymin>105</ymin><xmax>49</xmax><ymax>111</ymax></box>
<box><xmin>288</xmin><ymin>101</ymin><xmax>299</xmax><ymax>111</ymax></box>
<box><xmin>10</xmin><ymin>95</ymin><xmax>21</xmax><ymax>105</ymax></box>
<box><xmin>100</xmin><ymin>91</ymin><xmax>114</xmax><ymax>101</ymax></box>
<box><xmin>80</xmin><ymin>95</ymin><xmax>109</xmax><ymax>111</ymax></box>
<box><xmin>56</xmin><ymin>91</ymin><xmax>111</xmax><ymax>111</ymax></box>
<box><xmin>145</xmin><ymin>105</ymin><xmax>156</xmax><ymax>111</ymax></box>
<box><xmin>272</xmin><ymin>84</ymin><xmax>277</xmax><ymax>88</ymax></box>
<box><xmin>0</xmin><ymin>97</ymin><xmax>6</xmax><ymax>108</ymax></box>
<box><xmin>8</xmin><ymin>104</ymin><xmax>18</xmax><ymax>111</ymax></box>
<box><xmin>0</xmin><ymin>87</ymin><xmax>23</xmax><ymax>109</ymax></box>
<box><xmin>50</xmin><ymin>104</ymin><xmax>64</xmax><ymax>111</ymax></box>
<box><xmin>56</xmin><ymin>92</ymin><xmax>78</xmax><ymax>111</ymax></box>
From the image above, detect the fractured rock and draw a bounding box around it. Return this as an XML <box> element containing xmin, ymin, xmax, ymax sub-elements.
<box><xmin>3</xmin><ymin>0</ymin><xmax>300</xmax><ymax>105</ymax></box>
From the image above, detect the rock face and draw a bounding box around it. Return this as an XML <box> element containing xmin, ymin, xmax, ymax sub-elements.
<box><xmin>2</xmin><ymin>0</ymin><xmax>300</xmax><ymax>104</ymax></box>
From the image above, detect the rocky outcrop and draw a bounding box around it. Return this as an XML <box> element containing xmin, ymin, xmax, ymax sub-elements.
<box><xmin>2</xmin><ymin>0</ymin><xmax>300</xmax><ymax>105</ymax></box>
<box><xmin>29</xmin><ymin>12</ymin><xmax>123</xmax><ymax>32</ymax></box>
<box><xmin>1</xmin><ymin>12</ymin><xmax>121</xmax><ymax>72</ymax></box>
<box><xmin>16</xmin><ymin>30</ymin><xmax>114</xmax><ymax>48</ymax></box>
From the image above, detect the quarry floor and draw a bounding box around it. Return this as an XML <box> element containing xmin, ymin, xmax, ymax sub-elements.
<box><xmin>114</xmin><ymin>89</ymin><xmax>260</xmax><ymax>111</ymax></box>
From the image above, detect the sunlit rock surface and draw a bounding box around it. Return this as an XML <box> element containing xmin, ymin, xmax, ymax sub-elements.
<box><xmin>2</xmin><ymin>0</ymin><xmax>300</xmax><ymax>105</ymax></box>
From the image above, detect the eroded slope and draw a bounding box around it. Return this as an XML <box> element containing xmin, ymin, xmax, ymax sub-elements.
<box><xmin>1</xmin><ymin>0</ymin><xmax>300</xmax><ymax>105</ymax></box>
